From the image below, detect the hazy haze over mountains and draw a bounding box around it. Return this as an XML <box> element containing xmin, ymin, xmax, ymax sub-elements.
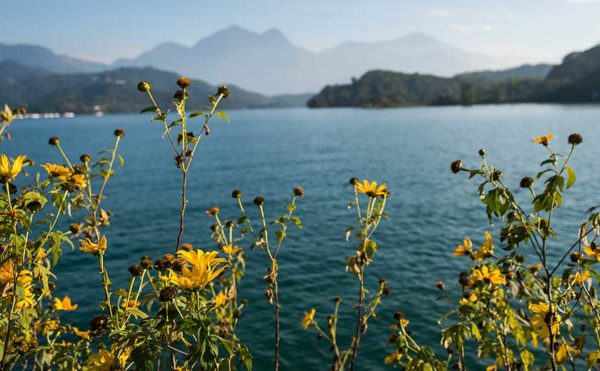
<box><xmin>113</xmin><ymin>26</ymin><xmax>500</xmax><ymax>94</ymax></box>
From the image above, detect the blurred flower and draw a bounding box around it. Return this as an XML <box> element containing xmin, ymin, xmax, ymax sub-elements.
<box><xmin>355</xmin><ymin>180</ymin><xmax>388</xmax><ymax>197</ymax></box>
<box><xmin>73</xmin><ymin>327</ymin><xmax>91</xmax><ymax>341</ymax></box>
<box><xmin>470</xmin><ymin>265</ymin><xmax>505</xmax><ymax>286</ymax></box>
<box><xmin>54</xmin><ymin>296</ymin><xmax>78</xmax><ymax>311</ymax></box>
<box><xmin>214</xmin><ymin>291</ymin><xmax>228</xmax><ymax>308</ymax></box>
<box><xmin>384</xmin><ymin>351</ymin><xmax>402</xmax><ymax>364</ymax></box>
<box><xmin>473</xmin><ymin>231</ymin><xmax>494</xmax><ymax>261</ymax></box>
<box><xmin>168</xmin><ymin>249</ymin><xmax>226</xmax><ymax>290</ymax></box>
<box><xmin>533</xmin><ymin>133</ymin><xmax>554</xmax><ymax>146</ymax></box>
<box><xmin>79</xmin><ymin>236</ymin><xmax>108</xmax><ymax>255</ymax></box>
<box><xmin>222</xmin><ymin>244</ymin><xmax>242</xmax><ymax>255</ymax></box>
<box><xmin>584</xmin><ymin>243</ymin><xmax>600</xmax><ymax>261</ymax></box>
<box><xmin>121</xmin><ymin>300</ymin><xmax>140</xmax><ymax>311</ymax></box>
<box><xmin>453</xmin><ymin>238</ymin><xmax>472</xmax><ymax>256</ymax></box>
<box><xmin>0</xmin><ymin>154</ymin><xmax>26</xmax><ymax>182</ymax></box>
<box><xmin>301</xmin><ymin>308</ymin><xmax>316</xmax><ymax>330</ymax></box>
<box><xmin>42</xmin><ymin>163</ymin><xmax>71</xmax><ymax>178</ymax></box>
<box><xmin>529</xmin><ymin>302</ymin><xmax>560</xmax><ymax>340</ymax></box>
<box><xmin>0</xmin><ymin>259</ymin><xmax>14</xmax><ymax>284</ymax></box>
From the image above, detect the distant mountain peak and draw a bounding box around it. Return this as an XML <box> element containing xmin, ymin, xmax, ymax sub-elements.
<box><xmin>397</xmin><ymin>32</ymin><xmax>440</xmax><ymax>44</ymax></box>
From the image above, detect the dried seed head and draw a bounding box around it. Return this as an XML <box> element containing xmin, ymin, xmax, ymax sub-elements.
<box><xmin>520</xmin><ymin>176</ymin><xmax>534</xmax><ymax>188</ymax></box>
<box><xmin>128</xmin><ymin>264</ymin><xmax>144</xmax><ymax>277</ymax></box>
<box><xmin>137</xmin><ymin>81</ymin><xmax>151</xmax><ymax>92</ymax></box>
<box><xmin>568</xmin><ymin>133</ymin><xmax>583</xmax><ymax>146</ymax></box>
<box><xmin>114</xmin><ymin>128</ymin><xmax>125</xmax><ymax>137</ymax></box>
<box><xmin>393</xmin><ymin>311</ymin><xmax>405</xmax><ymax>321</ymax></box>
<box><xmin>231</xmin><ymin>189</ymin><xmax>242</xmax><ymax>199</ymax></box>
<box><xmin>48</xmin><ymin>136</ymin><xmax>60</xmax><ymax>146</ymax></box>
<box><xmin>253</xmin><ymin>196</ymin><xmax>265</xmax><ymax>206</ymax></box>
<box><xmin>334</xmin><ymin>296</ymin><xmax>342</xmax><ymax>303</ymax></box>
<box><xmin>80</xmin><ymin>154</ymin><xmax>92</xmax><ymax>163</ymax></box>
<box><xmin>450</xmin><ymin>160</ymin><xmax>462</xmax><ymax>174</ymax></box>
<box><xmin>217</xmin><ymin>85</ymin><xmax>230</xmax><ymax>98</ymax></box>
<box><xmin>176</xmin><ymin>76</ymin><xmax>191</xmax><ymax>89</ymax></box>
<box><xmin>90</xmin><ymin>315</ymin><xmax>108</xmax><ymax>333</ymax></box>
<box><xmin>159</xmin><ymin>286</ymin><xmax>178</xmax><ymax>302</ymax></box>
<box><xmin>478</xmin><ymin>148</ymin><xmax>486</xmax><ymax>157</ymax></box>
<box><xmin>349</xmin><ymin>177</ymin><xmax>359</xmax><ymax>185</ymax></box>
<box><xmin>140</xmin><ymin>256</ymin><xmax>153</xmax><ymax>270</ymax></box>
<box><xmin>225</xmin><ymin>220</ymin><xmax>235</xmax><ymax>228</ymax></box>
<box><xmin>293</xmin><ymin>187</ymin><xmax>305</xmax><ymax>197</ymax></box>
<box><xmin>570</xmin><ymin>252</ymin><xmax>582</xmax><ymax>263</ymax></box>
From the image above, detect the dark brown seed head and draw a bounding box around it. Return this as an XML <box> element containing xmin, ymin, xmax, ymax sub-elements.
<box><xmin>253</xmin><ymin>196</ymin><xmax>265</xmax><ymax>206</ymax></box>
<box><xmin>225</xmin><ymin>220</ymin><xmax>235</xmax><ymax>229</ymax></box>
<box><xmin>393</xmin><ymin>311</ymin><xmax>404</xmax><ymax>320</ymax></box>
<box><xmin>48</xmin><ymin>136</ymin><xmax>60</xmax><ymax>146</ymax></box>
<box><xmin>90</xmin><ymin>315</ymin><xmax>108</xmax><ymax>332</ymax></box>
<box><xmin>568</xmin><ymin>133</ymin><xmax>583</xmax><ymax>146</ymax></box>
<box><xmin>80</xmin><ymin>154</ymin><xmax>92</xmax><ymax>163</ymax></box>
<box><xmin>140</xmin><ymin>256</ymin><xmax>153</xmax><ymax>270</ymax></box>
<box><xmin>520</xmin><ymin>176</ymin><xmax>534</xmax><ymax>188</ymax></box>
<box><xmin>114</xmin><ymin>128</ymin><xmax>125</xmax><ymax>137</ymax></box>
<box><xmin>137</xmin><ymin>81</ymin><xmax>151</xmax><ymax>92</ymax></box>
<box><xmin>450</xmin><ymin>160</ymin><xmax>462</xmax><ymax>174</ymax></box>
<box><xmin>478</xmin><ymin>149</ymin><xmax>486</xmax><ymax>157</ymax></box>
<box><xmin>159</xmin><ymin>286</ymin><xmax>178</xmax><ymax>302</ymax></box>
<box><xmin>176</xmin><ymin>76</ymin><xmax>191</xmax><ymax>89</ymax></box>
<box><xmin>349</xmin><ymin>177</ymin><xmax>359</xmax><ymax>185</ymax></box>
<box><xmin>293</xmin><ymin>187</ymin><xmax>305</xmax><ymax>197</ymax></box>
<box><xmin>217</xmin><ymin>85</ymin><xmax>230</xmax><ymax>98</ymax></box>
<box><xmin>128</xmin><ymin>264</ymin><xmax>144</xmax><ymax>277</ymax></box>
<box><xmin>232</xmin><ymin>189</ymin><xmax>242</xmax><ymax>199</ymax></box>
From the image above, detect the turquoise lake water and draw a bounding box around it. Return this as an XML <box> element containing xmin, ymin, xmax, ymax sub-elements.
<box><xmin>3</xmin><ymin>104</ymin><xmax>600</xmax><ymax>369</ymax></box>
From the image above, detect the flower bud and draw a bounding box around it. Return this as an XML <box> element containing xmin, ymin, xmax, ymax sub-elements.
<box><xmin>253</xmin><ymin>196</ymin><xmax>265</xmax><ymax>206</ymax></box>
<box><xmin>349</xmin><ymin>177</ymin><xmax>359</xmax><ymax>185</ymax></box>
<box><xmin>478</xmin><ymin>149</ymin><xmax>486</xmax><ymax>157</ymax></box>
<box><xmin>568</xmin><ymin>133</ymin><xmax>583</xmax><ymax>146</ymax></box>
<box><xmin>176</xmin><ymin>76</ymin><xmax>191</xmax><ymax>89</ymax></box>
<box><xmin>520</xmin><ymin>176</ymin><xmax>534</xmax><ymax>188</ymax></box>
<box><xmin>225</xmin><ymin>220</ymin><xmax>235</xmax><ymax>229</ymax></box>
<box><xmin>293</xmin><ymin>187</ymin><xmax>305</xmax><ymax>197</ymax></box>
<box><xmin>450</xmin><ymin>160</ymin><xmax>462</xmax><ymax>174</ymax></box>
<box><xmin>393</xmin><ymin>311</ymin><xmax>404</xmax><ymax>321</ymax></box>
<box><xmin>570</xmin><ymin>252</ymin><xmax>582</xmax><ymax>263</ymax></box>
<box><xmin>232</xmin><ymin>189</ymin><xmax>242</xmax><ymax>199</ymax></box>
<box><xmin>435</xmin><ymin>281</ymin><xmax>445</xmax><ymax>290</ymax></box>
<box><xmin>137</xmin><ymin>81</ymin><xmax>151</xmax><ymax>92</ymax></box>
<box><xmin>114</xmin><ymin>128</ymin><xmax>125</xmax><ymax>137</ymax></box>
<box><xmin>206</xmin><ymin>207</ymin><xmax>220</xmax><ymax>216</ymax></box>
<box><xmin>90</xmin><ymin>315</ymin><xmax>108</xmax><ymax>333</ymax></box>
<box><xmin>48</xmin><ymin>137</ymin><xmax>60</xmax><ymax>146</ymax></box>
<box><xmin>80</xmin><ymin>154</ymin><xmax>92</xmax><ymax>163</ymax></box>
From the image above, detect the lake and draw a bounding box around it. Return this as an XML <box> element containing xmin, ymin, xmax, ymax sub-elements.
<box><xmin>3</xmin><ymin>104</ymin><xmax>600</xmax><ymax>369</ymax></box>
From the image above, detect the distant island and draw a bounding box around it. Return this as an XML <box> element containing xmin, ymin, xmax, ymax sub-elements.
<box><xmin>308</xmin><ymin>44</ymin><xmax>600</xmax><ymax>108</ymax></box>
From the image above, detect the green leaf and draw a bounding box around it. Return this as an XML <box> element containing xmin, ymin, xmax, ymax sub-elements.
<box><xmin>566</xmin><ymin>166</ymin><xmax>576</xmax><ymax>188</ymax></box>
<box><xmin>139</xmin><ymin>106</ymin><xmax>157</xmax><ymax>114</ymax></box>
<box><xmin>216</xmin><ymin>111</ymin><xmax>231</xmax><ymax>123</ymax></box>
<box><xmin>189</xmin><ymin>111</ymin><xmax>205</xmax><ymax>118</ymax></box>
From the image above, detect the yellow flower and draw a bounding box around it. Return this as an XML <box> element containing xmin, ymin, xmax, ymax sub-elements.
<box><xmin>0</xmin><ymin>259</ymin><xmax>14</xmax><ymax>284</ymax></box>
<box><xmin>222</xmin><ymin>244</ymin><xmax>242</xmax><ymax>255</ymax></box>
<box><xmin>54</xmin><ymin>296</ymin><xmax>78</xmax><ymax>311</ymax></box>
<box><xmin>67</xmin><ymin>173</ymin><xmax>87</xmax><ymax>189</ymax></box>
<box><xmin>453</xmin><ymin>238</ymin><xmax>472</xmax><ymax>256</ymax></box>
<box><xmin>73</xmin><ymin>327</ymin><xmax>91</xmax><ymax>341</ymax></box>
<box><xmin>121</xmin><ymin>300</ymin><xmax>140</xmax><ymax>310</ymax></box>
<box><xmin>584</xmin><ymin>244</ymin><xmax>600</xmax><ymax>261</ymax></box>
<box><xmin>301</xmin><ymin>308</ymin><xmax>316</xmax><ymax>330</ymax></box>
<box><xmin>214</xmin><ymin>291</ymin><xmax>228</xmax><ymax>308</ymax></box>
<box><xmin>472</xmin><ymin>231</ymin><xmax>494</xmax><ymax>261</ymax></box>
<box><xmin>355</xmin><ymin>180</ymin><xmax>388</xmax><ymax>197</ymax></box>
<box><xmin>533</xmin><ymin>133</ymin><xmax>554</xmax><ymax>146</ymax></box>
<box><xmin>384</xmin><ymin>351</ymin><xmax>403</xmax><ymax>364</ymax></box>
<box><xmin>85</xmin><ymin>350</ymin><xmax>115</xmax><ymax>371</ymax></box>
<box><xmin>42</xmin><ymin>163</ymin><xmax>72</xmax><ymax>178</ymax></box>
<box><xmin>574</xmin><ymin>270</ymin><xmax>591</xmax><ymax>285</ymax></box>
<box><xmin>557</xmin><ymin>343</ymin><xmax>576</xmax><ymax>363</ymax></box>
<box><xmin>459</xmin><ymin>293</ymin><xmax>478</xmax><ymax>306</ymax></box>
<box><xmin>79</xmin><ymin>235</ymin><xmax>108</xmax><ymax>255</ymax></box>
<box><xmin>529</xmin><ymin>302</ymin><xmax>561</xmax><ymax>340</ymax></box>
<box><xmin>470</xmin><ymin>265</ymin><xmax>505</xmax><ymax>286</ymax></box>
<box><xmin>16</xmin><ymin>270</ymin><xmax>34</xmax><ymax>309</ymax></box>
<box><xmin>0</xmin><ymin>154</ymin><xmax>26</xmax><ymax>182</ymax></box>
<box><xmin>169</xmin><ymin>249</ymin><xmax>226</xmax><ymax>290</ymax></box>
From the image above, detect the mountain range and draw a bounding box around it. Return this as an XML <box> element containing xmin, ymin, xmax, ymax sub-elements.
<box><xmin>307</xmin><ymin>43</ymin><xmax>600</xmax><ymax>108</ymax></box>
<box><xmin>1</xmin><ymin>26</ymin><xmax>504</xmax><ymax>95</ymax></box>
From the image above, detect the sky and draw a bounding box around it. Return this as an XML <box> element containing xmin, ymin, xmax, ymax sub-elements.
<box><xmin>1</xmin><ymin>0</ymin><xmax>600</xmax><ymax>66</ymax></box>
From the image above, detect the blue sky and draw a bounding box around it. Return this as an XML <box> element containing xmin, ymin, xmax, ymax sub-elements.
<box><xmin>2</xmin><ymin>0</ymin><xmax>600</xmax><ymax>65</ymax></box>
